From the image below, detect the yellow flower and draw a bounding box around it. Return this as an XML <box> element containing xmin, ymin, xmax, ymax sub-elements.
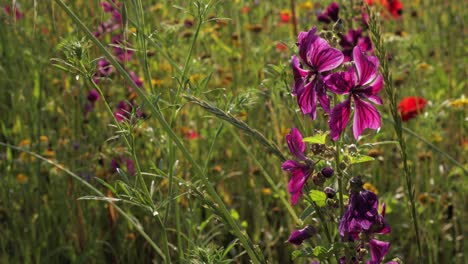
<box><xmin>16</xmin><ymin>173</ymin><xmax>28</xmax><ymax>184</ymax></box>
<box><xmin>416</xmin><ymin>62</ymin><xmax>433</xmax><ymax>72</ymax></box>
<box><xmin>39</xmin><ymin>135</ymin><xmax>49</xmax><ymax>142</ymax></box>
<box><xmin>19</xmin><ymin>139</ymin><xmax>30</xmax><ymax>147</ymax></box>
<box><xmin>363</xmin><ymin>182</ymin><xmax>379</xmax><ymax>195</ymax></box>
<box><xmin>149</xmin><ymin>3</ymin><xmax>163</xmax><ymax>12</ymax></box>
<box><xmin>300</xmin><ymin>1</ymin><xmax>313</xmax><ymax>10</ymax></box>
<box><xmin>449</xmin><ymin>96</ymin><xmax>468</xmax><ymax>108</ymax></box>
<box><xmin>43</xmin><ymin>149</ymin><xmax>55</xmax><ymax>159</ymax></box>
<box><xmin>261</xmin><ymin>188</ymin><xmax>272</xmax><ymax>195</ymax></box>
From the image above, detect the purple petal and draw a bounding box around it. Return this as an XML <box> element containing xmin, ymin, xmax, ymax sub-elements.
<box><xmin>316</xmin><ymin>79</ymin><xmax>331</xmax><ymax>114</ymax></box>
<box><xmin>352</xmin><ymin>97</ymin><xmax>381</xmax><ymax>139</ymax></box>
<box><xmin>291</xmin><ymin>55</ymin><xmax>309</xmax><ymax>96</ymax></box>
<box><xmin>353</xmin><ymin>46</ymin><xmax>379</xmax><ymax>86</ymax></box>
<box><xmin>329</xmin><ymin>99</ymin><xmax>351</xmax><ymax>141</ymax></box>
<box><xmin>309</xmin><ymin>37</ymin><xmax>344</xmax><ymax>72</ymax></box>
<box><xmin>368</xmin><ymin>239</ymin><xmax>391</xmax><ymax>264</ymax></box>
<box><xmin>298</xmin><ymin>81</ymin><xmax>318</xmax><ymax>120</ymax></box>
<box><xmin>325</xmin><ymin>71</ymin><xmax>356</xmax><ymax>95</ymax></box>
<box><xmin>288</xmin><ymin>226</ymin><xmax>316</xmax><ymax>245</ymax></box>
<box><xmin>281</xmin><ymin>160</ymin><xmax>302</xmax><ymax>171</ymax></box>
<box><xmin>288</xmin><ymin>166</ymin><xmax>311</xmax><ymax>205</ymax></box>
<box><xmin>286</xmin><ymin>127</ymin><xmax>306</xmax><ymax>160</ymax></box>
<box><xmin>298</xmin><ymin>27</ymin><xmax>318</xmax><ymax>66</ymax></box>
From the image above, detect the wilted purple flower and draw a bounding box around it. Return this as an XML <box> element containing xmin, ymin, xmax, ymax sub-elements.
<box><xmin>339</xmin><ymin>177</ymin><xmax>390</xmax><ymax>241</ymax></box>
<box><xmin>281</xmin><ymin>128</ymin><xmax>314</xmax><ymax>205</ymax></box>
<box><xmin>367</xmin><ymin>239</ymin><xmax>391</xmax><ymax>264</ymax></box>
<box><xmin>288</xmin><ymin>226</ymin><xmax>316</xmax><ymax>245</ymax></box>
<box><xmin>291</xmin><ymin>27</ymin><xmax>344</xmax><ymax>120</ymax></box>
<box><xmin>317</xmin><ymin>2</ymin><xmax>339</xmax><ymax>24</ymax></box>
<box><xmin>326</xmin><ymin>46</ymin><xmax>383</xmax><ymax>140</ymax></box>
<box><xmin>339</xmin><ymin>29</ymin><xmax>373</xmax><ymax>62</ymax></box>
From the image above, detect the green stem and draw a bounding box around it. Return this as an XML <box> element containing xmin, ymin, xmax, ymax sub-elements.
<box><xmin>54</xmin><ymin>1</ymin><xmax>264</xmax><ymax>263</ymax></box>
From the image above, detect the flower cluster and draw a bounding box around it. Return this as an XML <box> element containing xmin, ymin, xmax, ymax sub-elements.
<box><xmin>90</xmin><ymin>1</ymin><xmax>144</xmax><ymax>122</ymax></box>
<box><xmin>282</xmin><ymin>2</ymin><xmax>395</xmax><ymax>263</ymax></box>
<box><xmin>292</xmin><ymin>26</ymin><xmax>382</xmax><ymax>140</ymax></box>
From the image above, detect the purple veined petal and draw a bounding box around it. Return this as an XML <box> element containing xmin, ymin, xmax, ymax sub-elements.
<box><xmin>325</xmin><ymin>70</ymin><xmax>356</xmax><ymax>95</ymax></box>
<box><xmin>352</xmin><ymin>96</ymin><xmax>381</xmax><ymax>140</ymax></box>
<box><xmin>298</xmin><ymin>81</ymin><xmax>318</xmax><ymax>120</ymax></box>
<box><xmin>288</xmin><ymin>166</ymin><xmax>310</xmax><ymax>205</ymax></box>
<box><xmin>353</xmin><ymin>46</ymin><xmax>379</xmax><ymax>87</ymax></box>
<box><xmin>281</xmin><ymin>160</ymin><xmax>303</xmax><ymax>171</ymax></box>
<box><xmin>291</xmin><ymin>55</ymin><xmax>310</xmax><ymax>96</ymax></box>
<box><xmin>308</xmin><ymin>37</ymin><xmax>344</xmax><ymax>72</ymax></box>
<box><xmin>298</xmin><ymin>27</ymin><xmax>318</xmax><ymax>66</ymax></box>
<box><xmin>316</xmin><ymin>79</ymin><xmax>331</xmax><ymax>114</ymax></box>
<box><xmin>286</xmin><ymin>127</ymin><xmax>306</xmax><ymax>160</ymax></box>
<box><xmin>329</xmin><ymin>99</ymin><xmax>351</xmax><ymax>141</ymax></box>
<box><xmin>360</xmin><ymin>74</ymin><xmax>384</xmax><ymax>95</ymax></box>
<box><xmin>368</xmin><ymin>239</ymin><xmax>391</xmax><ymax>264</ymax></box>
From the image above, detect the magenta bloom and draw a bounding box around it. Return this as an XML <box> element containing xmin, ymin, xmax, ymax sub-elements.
<box><xmin>288</xmin><ymin>226</ymin><xmax>316</xmax><ymax>245</ymax></box>
<box><xmin>367</xmin><ymin>239</ymin><xmax>392</xmax><ymax>264</ymax></box>
<box><xmin>317</xmin><ymin>2</ymin><xmax>339</xmax><ymax>24</ymax></box>
<box><xmin>129</xmin><ymin>71</ymin><xmax>143</xmax><ymax>88</ymax></box>
<box><xmin>4</xmin><ymin>4</ymin><xmax>23</xmax><ymax>20</ymax></box>
<box><xmin>112</xmin><ymin>35</ymin><xmax>133</xmax><ymax>62</ymax></box>
<box><xmin>291</xmin><ymin>27</ymin><xmax>344</xmax><ymax>119</ymax></box>
<box><xmin>339</xmin><ymin>177</ymin><xmax>390</xmax><ymax>241</ymax></box>
<box><xmin>110</xmin><ymin>156</ymin><xmax>135</xmax><ymax>176</ymax></box>
<box><xmin>281</xmin><ymin>128</ymin><xmax>314</xmax><ymax>205</ymax></box>
<box><xmin>326</xmin><ymin>46</ymin><xmax>383</xmax><ymax>140</ymax></box>
<box><xmin>87</xmin><ymin>89</ymin><xmax>100</xmax><ymax>103</ymax></box>
<box><xmin>97</xmin><ymin>58</ymin><xmax>114</xmax><ymax>76</ymax></box>
<box><xmin>339</xmin><ymin>29</ymin><xmax>373</xmax><ymax>62</ymax></box>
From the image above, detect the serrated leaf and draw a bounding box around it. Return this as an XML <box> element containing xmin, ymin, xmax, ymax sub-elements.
<box><xmin>309</xmin><ymin>190</ymin><xmax>327</xmax><ymax>207</ymax></box>
<box><xmin>349</xmin><ymin>154</ymin><xmax>375</xmax><ymax>164</ymax></box>
<box><xmin>303</xmin><ymin>132</ymin><xmax>329</xmax><ymax>144</ymax></box>
<box><xmin>300</xmin><ymin>205</ymin><xmax>315</xmax><ymax>221</ymax></box>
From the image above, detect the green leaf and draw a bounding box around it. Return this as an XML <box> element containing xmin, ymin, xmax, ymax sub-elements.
<box><xmin>94</xmin><ymin>177</ymin><xmax>116</xmax><ymax>194</ymax></box>
<box><xmin>349</xmin><ymin>154</ymin><xmax>375</xmax><ymax>164</ymax></box>
<box><xmin>309</xmin><ymin>190</ymin><xmax>327</xmax><ymax>207</ymax></box>
<box><xmin>303</xmin><ymin>132</ymin><xmax>329</xmax><ymax>144</ymax></box>
<box><xmin>291</xmin><ymin>248</ymin><xmax>313</xmax><ymax>260</ymax></box>
<box><xmin>300</xmin><ymin>205</ymin><xmax>315</xmax><ymax>221</ymax></box>
<box><xmin>312</xmin><ymin>246</ymin><xmax>327</xmax><ymax>257</ymax></box>
<box><xmin>230</xmin><ymin>209</ymin><xmax>239</xmax><ymax>221</ymax></box>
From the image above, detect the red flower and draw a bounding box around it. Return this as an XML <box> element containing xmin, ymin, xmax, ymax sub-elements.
<box><xmin>280</xmin><ymin>10</ymin><xmax>290</xmax><ymax>23</ymax></box>
<box><xmin>398</xmin><ymin>96</ymin><xmax>426</xmax><ymax>122</ymax></box>
<box><xmin>366</xmin><ymin>0</ymin><xmax>403</xmax><ymax>19</ymax></box>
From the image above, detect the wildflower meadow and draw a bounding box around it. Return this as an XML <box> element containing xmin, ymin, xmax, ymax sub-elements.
<box><xmin>0</xmin><ymin>0</ymin><xmax>466</xmax><ymax>263</ymax></box>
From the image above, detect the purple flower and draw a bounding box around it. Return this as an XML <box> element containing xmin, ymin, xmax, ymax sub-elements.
<box><xmin>281</xmin><ymin>128</ymin><xmax>313</xmax><ymax>205</ymax></box>
<box><xmin>4</xmin><ymin>4</ymin><xmax>23</xmax><ymax>20</ymax></box>
<box><xmin>288</xmin><ymin>226</ymin><xmax>316</xmax><ymax>245</ymax></box>
<box><xmin>339</xmin><ymin>29</ymin><xmax>373</xmax><ymax>62</ymax></box>
<box><xmin>97</xmin><ymin>59</ymin><xmax>114</xmax><ymax>76</ymax></box>
<box><xmin>339</xmin><ymin>177</ymin><xmax>390</xmax><ymax>241</ymax></box>
<box><xmin>112</xmin><ymin>34</ymin><xmax>133</xmax><ymax>62</ymax></box>
<box><xmin>110</xmin><ymin>156</ymin><xmax>135</xmax><ymax>176</ymax></box>
<box><xmin>94</xmin><ymin>20</ymin><xmax>120</xmax><ymax>38</ymax></box>
<box><xmin>87</xmin><ymin>89</ymin><xmax>100</xmax><ymax>103</ymax></box>
<box><xmin>326</xmin><ymin>46</ymin><xmax>383</xmax><ymax>140</ymax></box>
<box><xmin>291</xmin><ymin>27</ymin><xmax>344</xmax><ymax>120</ymax></box>
<box><xmin>129</xmin><ymin>71</ymin><xmax>143</xmax><ymax>88</ymax></box>
<box><xmin>317</xmin><ymin>2</ymin><xmax>339</xmax><ymax>24</ymax></box>
<box><xmin>367</xmin><ymin>239</ymin><xmax>391</xmax><ymax>264</ymax></box>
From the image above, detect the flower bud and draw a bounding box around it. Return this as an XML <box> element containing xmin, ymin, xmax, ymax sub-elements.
<box><xmin>321</xmin><ymin>167</ymin><xmax>334</xmax><ymax>178</ymax></box>
<box><xmin>287</xmin><ymin>226</ymin><xmax>316</xmax><ymax>245</ymax></box>
<box><xmin>324</xmin><ymin>187</ymin><xmax>336</xmax><ymax>198</ymax></box>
